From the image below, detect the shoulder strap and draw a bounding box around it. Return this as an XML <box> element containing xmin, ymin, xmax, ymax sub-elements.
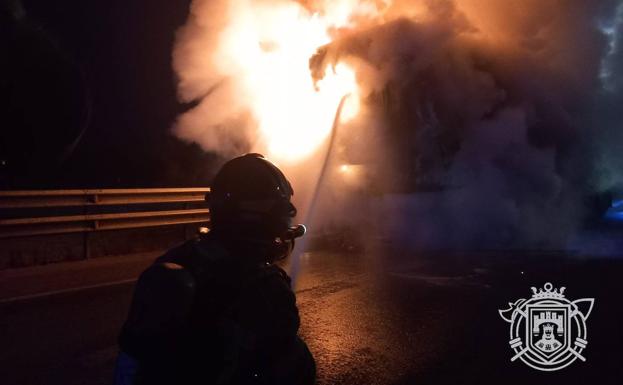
<box><xmin>119</xmin><ymin>262</ymin><xmax>196</xmax><ymax>359</ymax></box>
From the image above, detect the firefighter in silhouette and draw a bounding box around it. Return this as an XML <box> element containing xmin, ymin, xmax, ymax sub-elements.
<box><xmin>115</xmin><ymin>153</ymin><xmax>315</xmax><ymax>385</ymax></box>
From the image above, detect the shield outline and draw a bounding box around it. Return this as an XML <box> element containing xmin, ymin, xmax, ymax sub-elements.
<box><xmin>526</xmin><ymin>302</ymin><xmax>571</xmax><ymax>362</ymax></box>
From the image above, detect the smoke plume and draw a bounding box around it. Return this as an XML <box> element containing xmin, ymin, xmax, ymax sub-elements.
<box><xmin>172</xmin><ymin>0</ymin><xmax>623</xmax><ymax>250</ymax></box>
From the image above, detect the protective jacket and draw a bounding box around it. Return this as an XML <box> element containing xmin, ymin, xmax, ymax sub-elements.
<box><xmin>117</xmin><ymin>232</ymin><xmax>315</xmax><ymax>385</ymax></box>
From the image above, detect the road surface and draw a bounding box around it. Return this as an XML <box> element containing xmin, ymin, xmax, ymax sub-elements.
<box><xmin>1</xmin><ymin>245</ymin><xmax>622</xmax><ymax>385</ymax></box>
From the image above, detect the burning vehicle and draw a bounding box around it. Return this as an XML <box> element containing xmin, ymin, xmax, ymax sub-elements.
<box><xmin>169</xmin><ymin>0</ymin><xmax>623</xmax><ymax>251</ymax></box>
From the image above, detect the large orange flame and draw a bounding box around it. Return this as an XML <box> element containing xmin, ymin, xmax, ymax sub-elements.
<box><xmin>217</xmin><ymin>1</ymin><xmax>365</xmax><ymax>163</ymax></box>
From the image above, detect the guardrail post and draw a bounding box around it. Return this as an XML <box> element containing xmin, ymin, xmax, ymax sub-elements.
<box><xmin>84</xmin><ymin>232</ymin><xmax>91</xmax><ymax>260</ymax></box>
<box><xmin>84</xmin><ymin>195</ymin><xmax>92</xmax><ymax>260</ymax></box>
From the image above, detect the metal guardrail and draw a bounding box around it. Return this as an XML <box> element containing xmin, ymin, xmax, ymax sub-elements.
<box><xmin>0</xmin><ymin>188</ymin><xmax>211</xmax><ymax>238</ymax></box>
<box><xmin>0</xmin><ymin>188</ymin><xmax>210</xmax><ymax>208</ymax></box>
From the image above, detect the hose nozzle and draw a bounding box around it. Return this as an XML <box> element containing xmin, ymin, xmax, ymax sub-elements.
<box><xmin>284</xmin><ymin>224</ymin><xmax>306</xmax><ymax>241</ymax></box>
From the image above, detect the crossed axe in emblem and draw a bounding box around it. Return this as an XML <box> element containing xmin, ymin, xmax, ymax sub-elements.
<box><xmin>499</xmin><ymin>298</ymin><xmax>594</xmax><ymax>362</ymax></box>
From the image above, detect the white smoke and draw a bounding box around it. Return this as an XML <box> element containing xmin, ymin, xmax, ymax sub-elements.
<box><xmin>172</xmin><ymin>0</ymin><xmax>623</xmax><ymax>250</ymax></box>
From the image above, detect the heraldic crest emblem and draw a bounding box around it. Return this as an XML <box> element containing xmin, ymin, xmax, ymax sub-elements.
<box><xmin>499</xmin><ymin>282</ymin><xmax>594</xmax><ymax>371</ymax></box>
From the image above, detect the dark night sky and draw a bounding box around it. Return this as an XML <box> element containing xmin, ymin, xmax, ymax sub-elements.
<box><xmin>1</xmin><ymin>0</ymin><xmax>218</xmax><ymax>189</ymax></box>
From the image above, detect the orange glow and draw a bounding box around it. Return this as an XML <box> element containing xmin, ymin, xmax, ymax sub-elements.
<box><xmin>215</xmin><ymin>1</ymin><xmax>363</xmax><ymax>163</ymax></box>
<box><xmin>174</xmin><ymin>0</ymin><xmax>536</xmax><ymax>165</ymax></box>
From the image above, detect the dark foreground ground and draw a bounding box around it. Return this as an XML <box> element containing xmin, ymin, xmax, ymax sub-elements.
<box><xmin>1</xmin><ymin>243</ymin><xmax>622</xmax><ymax>385</ymax></box>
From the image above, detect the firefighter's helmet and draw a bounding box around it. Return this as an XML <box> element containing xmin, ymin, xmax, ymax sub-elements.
<box><xmin>208</xmin><ymin>153</ymin><xmax>305</xmax><ymax>261</ymax></box>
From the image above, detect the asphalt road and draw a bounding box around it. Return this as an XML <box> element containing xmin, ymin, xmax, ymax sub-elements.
<box><xmin>1</xmin><ymin>245</ymin><xmax>622</xmax><ymax>385</ymax></box>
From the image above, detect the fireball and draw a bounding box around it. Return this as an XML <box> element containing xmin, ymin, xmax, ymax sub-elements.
<box><xmin>213</xmin><ymin>0</ymin><xmax>368</xmax><ymax>163</ymax></box>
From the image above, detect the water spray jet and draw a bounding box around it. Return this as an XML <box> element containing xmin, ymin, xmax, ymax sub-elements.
<box><xmin>288</xmin><ymin>93</ymin><xmax>351</xmax><ymax>288</ymax></box>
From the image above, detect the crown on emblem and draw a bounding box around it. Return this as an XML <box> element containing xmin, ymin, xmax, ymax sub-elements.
<box><xmin>531</xmin><ymin>282</ymin><xmax>566</xmax><ymax>299</ymax></box>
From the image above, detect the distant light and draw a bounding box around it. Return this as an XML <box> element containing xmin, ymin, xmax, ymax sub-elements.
<box><xmin>604</xmin><ymin>197</ymin><xmax>623</xmax><ymax>222</ymax></box>
<box><xmin>605</xmin><ymin>210</ymin><xmax>623</xmax><ymax>222</ymax></box>
<box><xmin>339</xmin><ymin>164</ymin><xmax>351</xmax><ymax>173</ymax></box>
